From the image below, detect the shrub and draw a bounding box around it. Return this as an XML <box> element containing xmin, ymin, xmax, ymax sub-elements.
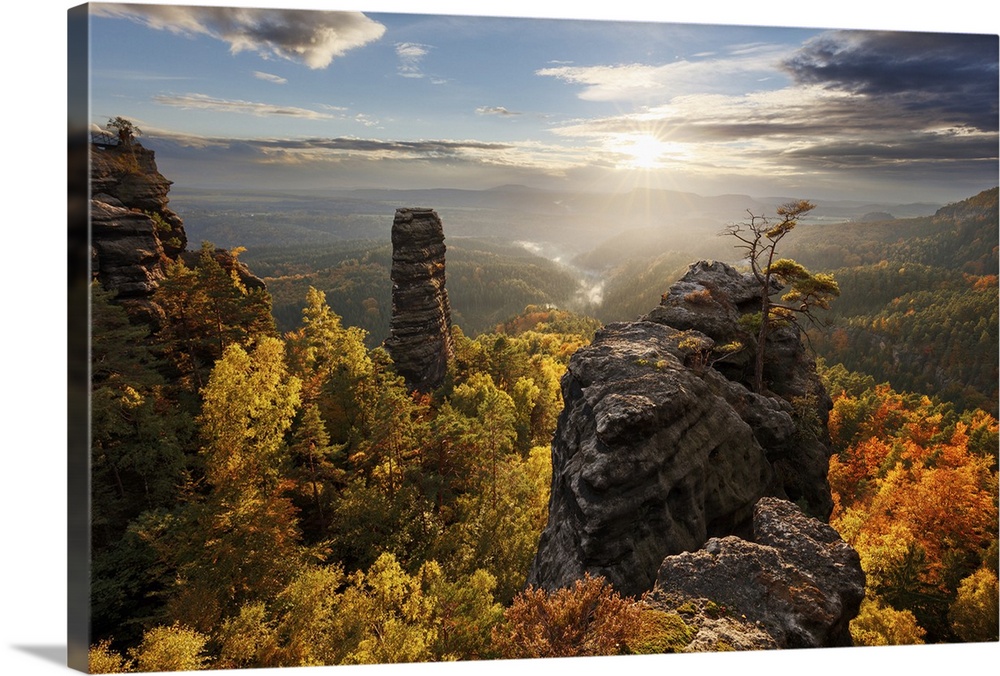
<box><xmin>684</xmin><ymin>288</ymin><xmax>714</xmax><ymax>306</ymax></box>
<box><xmin>850</xmin><ymin>596</ymin><xmax>926</xmax><ymax>646</ymax></box>
<box><xmin>88</xmin><ymin>640</ymin><xmax>132</xmax><ymax>673</ymax></box>
<box><xmin>128</xmin><ymin>623</ymin><xmax>210</xmax><ymax>672</ymax></box>
<box><xmin>491</xmin><ymin>574</ymin><xmax>646</xmax><ymax>658</ymax></box>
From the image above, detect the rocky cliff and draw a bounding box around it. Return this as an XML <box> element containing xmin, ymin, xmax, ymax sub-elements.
<box><xmin>643</xmin><ymin>260</ymin><xmax>835</xmax><ymax>519</ymax></box>
<box><xmin>527</xmin><ymin>260</ymin><xmax>859</xmax><ymax>646</ymax></box>
<box><xmin>90</xmin><ymin>143</ymin><xmax>186</xmax><ymax>302</ymax></box>
<box><xmin>384</xmin><ymin>208</ymin><xmax>455</xmax><ymax>392</ymax></box>
<box><xmin>90</xmin><ymin>142</ymin><xmax>263</xmax><ymax>319</ymax></box>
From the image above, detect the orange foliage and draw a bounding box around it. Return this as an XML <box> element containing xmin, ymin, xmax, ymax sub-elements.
<box><xmin>829</xmin><ymin>385</ymin><xmax>999</xmax><ymax>598</ymax></box>
<box><xmin>491</xmin><ymin>574</ymin><xmax>646</xmax><ymax>658</ymax></box>
<box><xmin>966</xmin><ymin>274</ymin><xmax>998</xmax><ymax>291</ymax></box>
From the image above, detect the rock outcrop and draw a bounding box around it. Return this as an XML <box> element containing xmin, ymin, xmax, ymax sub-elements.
<box><xmin>528</xmin><ymin>260</ymin><xmax>848</xmax><ymax>606</ymax></box>
<box><xmin>643</xmin><ymin>260</ymin><xmax>835</xmax><ymax>519</ymax></box>
<box><xmin>90</xmin><ymin>143</ymin><xmax>188</xmax><ymax>313</ymax></box>
<box><xmin>89</xmin><ymin>141</ymin><xmax>265</xmax><ymax>323</ymax></box>
<box><xmin>384</xmin><ymin>208</ymin><xmax>454</xmax><ymax>392</ymax></box>
<box><xmin>648</xmin><ymin>497</ymin><xmax>865</xmax><ymax>649</ymax></box>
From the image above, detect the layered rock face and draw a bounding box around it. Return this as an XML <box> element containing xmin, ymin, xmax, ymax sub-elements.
<box><xmin>528</xmin><ymin>260</ymin><xmax>851</xmax><ymax>620</ymax></box>
<box><xmin>649</xmin><ymin>498</ymin><xmax>865</xmax><ymax>650</ymax></box>
<box><xmin>90</xmin><ymin>142</ymin><xmax>265</xmax><ymax>323</ymax></box>
<box><xmin>90</xmin><ymin>143</ymin><xmax>187</xmax><ymax>301</ymax></box>
<box><xmin>384</xmin><ymin>208</ymin><xmax>455</xmax><ymax>392</ymax></box>
<box><xmin>643</xmin><ymin>260</ymin><xmax>835</xmax><ymax>519</ymax></box>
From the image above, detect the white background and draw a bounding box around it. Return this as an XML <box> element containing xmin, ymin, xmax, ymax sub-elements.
<box><xmin>1</xmin><ymin>1</ymin><xmax>997</xmax><ymax>675</ymax></box>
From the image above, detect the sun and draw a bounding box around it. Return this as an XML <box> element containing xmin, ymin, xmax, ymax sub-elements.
<box><xmin>612</xmin><ymin>133</ymin><xmax>679</xmax><ymax>170</ymax></box>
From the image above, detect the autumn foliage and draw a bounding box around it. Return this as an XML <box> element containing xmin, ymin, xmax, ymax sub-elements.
<box><xmin>491</xmin><ymin>574</ymin><xmax>648</xmax><ymax>658</ymax></box>
<box><xmin>824</xmin><ymin>370</ymin><xmax>999</xmax><ymax>642</ymax></box>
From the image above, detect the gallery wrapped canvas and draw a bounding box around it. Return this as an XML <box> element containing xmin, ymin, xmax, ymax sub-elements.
<box><xmin>68</xmin><ymin>1</ymin><xmax>998</xmax><ymax>673</ymax></box>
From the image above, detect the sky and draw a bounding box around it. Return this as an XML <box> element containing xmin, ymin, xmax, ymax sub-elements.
<box><xmin>84</xmin><ymin>1</ymin><xmax>998</xmax><ymax>203</ymax></box>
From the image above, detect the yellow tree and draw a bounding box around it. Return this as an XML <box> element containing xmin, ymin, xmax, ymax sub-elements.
<box><xmin>151</xmin><ymin>337</ymin><xmax>310</xmax><ymax>632</ymax></box>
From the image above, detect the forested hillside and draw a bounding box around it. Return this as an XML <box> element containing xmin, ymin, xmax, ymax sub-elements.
<box><xmin>244</xmin><ymin>238</ymin><xmax>582</xmax><ymax>344</ymax></box>
<box><xmin>89</xmin><ymin>186</ymin><xmax>998</xmax><ymax>671</ymax></box>
<box><xmin>593</xmin><ymin>189</ymin><xmax>999</xmax><ymax>414</ymax></box>
<box><xmin>795</xmin><ymin>189</ymin><xmax>999</xmax><ymax>414</ymax></box>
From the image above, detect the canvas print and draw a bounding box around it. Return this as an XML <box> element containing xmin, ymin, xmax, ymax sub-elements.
<box><xmin>68</xmin><ymin>2</ymin><xmax>999</xmax><ymax>672</ymax></box>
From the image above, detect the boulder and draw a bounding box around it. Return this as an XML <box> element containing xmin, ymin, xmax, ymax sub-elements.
<box><xmin>649</xmin><ymin>497</ymin><xmax>865</xmax><ymax>649</ymax></box>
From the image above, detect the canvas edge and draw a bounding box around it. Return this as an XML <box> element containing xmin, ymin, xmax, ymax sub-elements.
<box><xmin>68</xmin><ymin>3</ymin><xmax>92</xmax><ymax>673</ymax></box>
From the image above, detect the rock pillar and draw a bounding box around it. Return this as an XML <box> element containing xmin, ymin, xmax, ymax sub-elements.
<box><xmin>384</xmin><ymin>208</ymin><xmax>454</xmax><ymax>392</ymax></box>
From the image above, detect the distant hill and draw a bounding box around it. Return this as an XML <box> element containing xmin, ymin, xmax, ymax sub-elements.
<box><xmin>802</xmin><ymin>188</ymin><xmax>999</xmax><ymax>413</ymax></box>
<box><xmin>171</xmin><ymin>184</ymin><xmax>944</xmax><ymax>255</ymax></box>
<box><xmin>784</xmin><ymin>187</ymin><xmax>999</xmax><ymax>274</ymax></box>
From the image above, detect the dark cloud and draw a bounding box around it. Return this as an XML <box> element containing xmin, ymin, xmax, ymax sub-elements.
<box><xmin>783</xmin><ymin>31</ymin><xmax>998</xmax><ymax>131</ymax></box>
<box><xmin>92</xmin><ymin>4</ymin><xmax>385</xmax><ymax>69</ymax></box>
<box><xmin>783</xmin><ymin>133</ymin><xmax>997</xmax><ymax>166</ymax></box>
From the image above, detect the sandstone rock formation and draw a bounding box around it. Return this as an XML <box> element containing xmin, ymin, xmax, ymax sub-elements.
<box><xmin>90</xmin><ymin>143</ymin><xmax>187</xmax><ymax>308</ymax></box>
<box><xmin>89</xmin><ymin>141</ymin><xmax>266</xmax><ymax>323</ymax></box>
<box><xmin>528</xmin><ymin>260</ymin><xmax>845</xmax><ymax>603</ymax></box>
<box><xmin>384</xmin><ymin>208</ymin><xmax>454</xmax><ymax>392</ymax></box>
<box><xmin>648</xmin><ymin>497</ymin><xmax>865</xmax><ymax>649</ymax></box>
<box><xmin>643</xmin><ymin>260</ymin><xmax>835</xmax><ymax>519</ymax></box>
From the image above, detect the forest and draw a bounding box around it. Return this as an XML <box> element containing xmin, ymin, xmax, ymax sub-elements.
<box><xmin>88</xmin><ymin>190</ymin><xmax>998</xmax><ymax>671</ymax></box>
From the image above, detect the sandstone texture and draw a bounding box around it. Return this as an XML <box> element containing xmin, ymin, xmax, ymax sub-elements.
<box><xmin>644</xmin><ymin>260</ymin><xmax>835</xmax><ymax>519</ymax></box>
<box><xmin>528</xmin><ymin>260</ymin><xmax>844</xmax><ymax>601</ymax></box>
<box><xmin>89</xmin><ymin>141</ymin><xmax>266</xmax><ymax>325</ymax></box>
<box><xmin>90</xmin><ymin>143</ymin><xmax>187</xmax><ymax>303</ymax></box>
<box><xmin>649</xmin><ymin>497</ymin><xmax>865</xmax><ymax>649</ymax></box>
<box><xmin>384</xmin><ymin>208</ymin><xmax>455</xmax><ymax>392</ymax></box>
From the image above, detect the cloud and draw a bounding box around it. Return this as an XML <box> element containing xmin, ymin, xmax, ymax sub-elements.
<box><xmin>92</xmin><ymin>4</ymin><xmax>385</xmax><ymax>69</ymax></box>
<box><xmin>144</xmin><ymin>127</ymin><xmax>590</xmax><ymax>183</ymax></box>
<box><xmin>396</xmin><ymin>42</ymin><xmax>431</xmax><ymax>78</ymax></box>
<box><xmin>539</xmin><ymin>30</ymin><xmax>997</xmax><ymax>191</ymax></box>
<box><xmin>537</xmin><ymin>44</ymin><xmax>788</xmax><ymax>101</ymax></box>
<box><xmin>253</xmin><ymin>71</ymin><xmax>287</xmax><ymax>85</ymax></box>
<box><xmin>546</xmin><ymin>81</ymin><xmax>997</xmax><ymax>186</ymax></box>
<box><xmin>476</xmin><ymin>106</ymin><xmax>521</xmax><ymax>116</ymax></box>
<box><xmin>153</xmin><ymin>93</ymin><xmax>334</xmax><ymax>120</ymax></box>
<box><xmin>783</xmin><ymin>31</ymin><xmax>998</xmax><ymax>131</ymax></box>
<box><xmin>251</xmin><ymin>137</ymin><xmax>511</xmax><ymax>155</ymax></box>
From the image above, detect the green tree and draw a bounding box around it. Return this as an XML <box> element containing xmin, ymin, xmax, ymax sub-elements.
<box><xmin>90</xmin><ymin>286</ymin><xmax>188</xmax><ymax>547</ymax></box>
<box><xmin>153</xmin><ymin>244</ymin><xmax>276</xmax><ymax>391</ymax></box>
<box><xmin>449</xmin><ymin>373</ymin><xmax>517</xmax><ymax>505</ymax></box>
<box><xmin>723</xmin><ymin>201</ymin><xmax>839</xmax><ymax>393</ymax></box>
<box><xmin>151</xmin><ymin>337</ymin><xmax>310</xmax><ymax>631</ymax></box>
<box><xmin>444</xmin><ymin>446</ymin><xmax>552</xmax><ymax>604</ymax></box>
<box><xmin>106</xmin><ymin>115</ymin><xmax>141</xmax><ymax>146</ymax></box>
<box><xmin>289</xmin><ymin>403</ymin><xmax>344</xmax><ymax>536</ymax></box>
